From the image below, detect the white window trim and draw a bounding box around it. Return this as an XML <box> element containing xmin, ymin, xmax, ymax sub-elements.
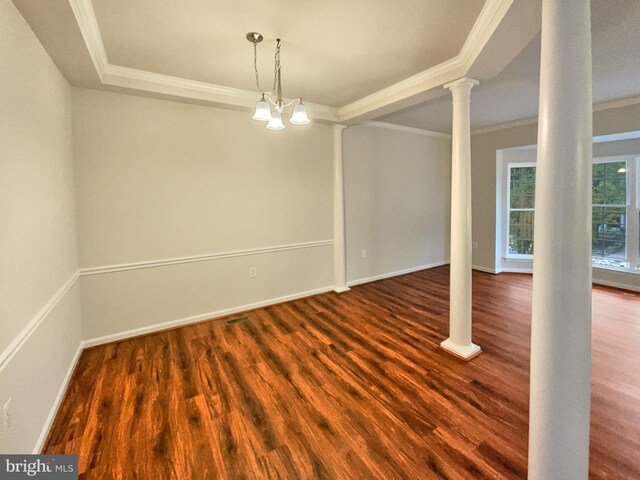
<box><xmin>502</xmin><ymin>155</ymin><xmax>640</xmax><ymax>275</ymax></box>
<box><xmin>591</xmin><ymin>156</ymin><xmax>631</xmax><ymax>267</ymax></box>
<box><xmin>504</xmin><ymin>161</ymin><xmax>536</xmax><ymax>260</ymax></box>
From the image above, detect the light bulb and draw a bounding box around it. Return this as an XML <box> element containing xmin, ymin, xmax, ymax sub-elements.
<box><xmin>289</xmin><ymin>101</ymin><xmax>310</xmax><ymax>126</ymax></box>
<box><xmin>266</xmin><ymin>110</ymin><xmax>285</xmax><ymax>131</ymax></box>
<box><xmin>252</xmin><ymin>95</ymin><xmax>271</xmax><ymax>122</ymax></box>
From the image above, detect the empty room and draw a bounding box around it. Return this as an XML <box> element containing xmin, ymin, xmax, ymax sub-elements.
<box><xmin>1</xmin><ymin>0</ymin><xmax>639</xmax><ymax>478</ymax></box>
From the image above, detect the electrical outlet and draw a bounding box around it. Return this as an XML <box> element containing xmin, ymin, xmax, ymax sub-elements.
<box><xmin>473</xmin><ymin>241</ymin><xmax>478</xmax><ymax>249</ymax></box>
<box><xmin>249</xmin><ymin>267</ymin><xmax>257</xmax><ymax>278</ymax></box>
<box><xmin>361</xmin><ymin>250</ymin><xmax>367</xmax><ymax>258</ymax></box>
<box><xmin>3</xmin><ymin>398</ymin><xmax>11</xmax><ymax>433</ymax></box>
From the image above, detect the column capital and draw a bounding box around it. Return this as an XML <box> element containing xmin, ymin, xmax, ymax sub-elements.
<box><xmin>444</xmin><ymin>77</ymin><xmax>479</xmax><ymax>91</ymax></box>
<box><xmin>333</xmin><ymin>124</ymin><xmax>348</xmax><ymax>131</ymax></box>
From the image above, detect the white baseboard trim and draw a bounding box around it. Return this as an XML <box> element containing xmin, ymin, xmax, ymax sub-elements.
<box><xmin>0</xmin><ymin>272</ymin><xmax>79</xmax><ymax>373</ymax></box>
<box><xmin>500</xmin><ymin>267</ymin><xmax>533</xmax><ymax>274</ymax></box>
<box><xmin>472</xmin><ymin>265</ymin><xmax>499</xmax><ymax>274</ymax></box>
<box><xmin>347</xmin><ymin>261</ymin><xmax>449</xmax><ymax>287</ymax></box>
<box><xmin>494</xmin><ymin>266</ymin><xmax>640</xmax><ymax>292</ymax></box>
<box><xmin>593</xmin><ymin>278</ymin><xmax>640</xmax><ymax>293</ymax></box>
<box><xmin>33</xmin><ymin>342</ymin><xmax>84</xmax><ymax>453</ymax></box>
<box><xmin>82</xmin><ymin>285</ymin><xmax>335</xmax><ymax>348</ymax></box>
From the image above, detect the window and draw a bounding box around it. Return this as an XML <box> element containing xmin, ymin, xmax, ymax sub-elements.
<box><xmin>505</xmin><ymin>156</ymin><xmax>640</xmax><ymax>272</ymax></box>
<box><xmin>592</xmin><ymin>161</ymin><xmax>627</xmax><ymax>268</ymax></box>
<box><xmin>507</xmin><ymin>165</ymin><xmax>536</xmax><ymax>256</ymax></box>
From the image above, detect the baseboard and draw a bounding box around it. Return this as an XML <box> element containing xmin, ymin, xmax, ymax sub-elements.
<box><xmin>472</xmin><ymin>265</ymin><xmax>499</xmax><ymax>274</ymax></box>
<box><xmin>347</xmin><ymin>261</ymin><xmax>449</xmax><ymax>287</ymax></box>
<box><xmin>496</xmin><ymin>266</ymin><xmax>640</xmax><ymax>292</ymax></box>
<box><xmin>82</xmin><ymin>285</ymin><xmax>335</xmax><ymax>348</ymax></box>
<box><xmin>33</xmin><ymin>342</ymin><xmax>83</xmax><ymax>453</ymax></box>
<box><xmin>500</xmin><ymin>267</ymin><xmax>533</xmax><ymax>274</ymax></box>
<box><xmin>592</xmin><ymin>278</ymin><xmax>640</xmax><ymax>293</ymax></box>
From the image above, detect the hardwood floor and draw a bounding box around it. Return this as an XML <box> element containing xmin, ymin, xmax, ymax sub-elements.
<box><xmin>43</xmin><ymin>266</ymin><xmax>640</xmax><ymax>479</ymax></box>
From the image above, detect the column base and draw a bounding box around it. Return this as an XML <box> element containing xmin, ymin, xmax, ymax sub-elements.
<box><xmin>440</xmin><ymin>338</ymin><xmax>481</xmax><ymax>361</ymax></box>
<box><xmin>333</xmin><ymin>286</ymin><xmax>351</xmax><ymax>294</ymax></box>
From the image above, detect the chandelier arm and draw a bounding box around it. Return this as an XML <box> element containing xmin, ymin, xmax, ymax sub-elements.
<box><xmin>281</xmin><ymin>98</ymin><xmax>298</xmax><ymax>109</ymax></box>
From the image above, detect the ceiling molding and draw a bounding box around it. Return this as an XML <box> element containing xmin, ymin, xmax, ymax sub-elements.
<box><xmin>363</xmin><ymin>121</ymin><xmax>452</xmax><ymax>139</ymax></box>
<box><xmin>68</xmin><ymin>0</ymin><xmax>512</xmax><ymax>124</ymax></box>
<box><xmin>336</xmin><ymin>0</ymin><xmax>513</xmax><ymax>122</ymax></box>
<box><xmin>68</xmin><ymin>0</ymin><xmax>339</xmax><ymax>121</ymax></box>
<box><xmin>101</xmin><ymin>64</ymin><xmax>340</xmax><ymax>121</ymax></box>
<box><xmin>68</xmin><ymin>0</ymin><xmax>108</xmax><ymax>77</ymax></box>
<box><xmin>471</xmin><ymin>116</ymin><xmax>538</xmax><ymax>135</ymax></box>
<box><xmin>458</xmin><ymin>0</ymin><xmax>514</xmax><ymax>67</ymax></box>
<box><xmin>593</xmin><ymin>94</ymin><xmax>640</xmax><ymax>112</ymax></box>
<box><xmin>336</xmin><ymin>56</ymin><xmax>465</xmax><ymax>122</ymax></box>
<box><xmin>471</xmin><ymin>94</ymin><xmax>640</xmax><ymax>135</ymax></box>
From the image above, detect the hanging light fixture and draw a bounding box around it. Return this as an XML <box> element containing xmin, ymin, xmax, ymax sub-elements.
<box><xmin>247</xmin><ymin>32</ymin><xmax>310</xmax><ymax>130</ymax></box>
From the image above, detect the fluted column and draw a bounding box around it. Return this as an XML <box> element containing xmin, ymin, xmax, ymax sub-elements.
<box><xmin>440</xmin><ymin>77</ymin><xmax>481</xmax><ymax>361</ymax></box>
<box><xmin>333</xmin><ymin>124</ymin><xmax>349</xmax><ymax>293</ymax></box>
<box><xmin>528</xmin><ymin>0</ymin><xmax>593</xmax><ymax>478</ymax></box>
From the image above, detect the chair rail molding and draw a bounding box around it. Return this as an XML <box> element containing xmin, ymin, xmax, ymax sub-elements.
<box><xmin>0</xmin><ymin>272</ymin><xmax>79</xmax><ymax>373</ymax></box>
<box><xmin>78</xmin><ymin>240</ymin><xmax>335</xmax><ymax>276</ymax></box>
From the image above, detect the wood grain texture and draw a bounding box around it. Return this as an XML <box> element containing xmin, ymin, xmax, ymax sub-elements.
<box><xmin>43</xmin><ymin>266</ymin><xmax>640</xmax><ymax>479</ymax></box>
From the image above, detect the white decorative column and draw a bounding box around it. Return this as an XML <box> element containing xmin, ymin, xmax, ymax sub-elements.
<box><xmin>440</xmin><ymin>77</ymin><xmax>481</xmax><ymax>361</ymax></box>
<box><xmin>528</xmin><ymin>1</ymin><xmax>592</xmax><ymax>479</ymax></box>
<box><xmin>333</xmin><ymin>124</ymin><xmax>349</xmax><ymax>293</ymax></box>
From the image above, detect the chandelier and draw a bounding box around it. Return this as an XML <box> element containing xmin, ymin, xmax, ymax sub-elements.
<box><xmin>246</xmin><ymin>32</ymin><xmax>310</xmax><ymax>130</ymax></box>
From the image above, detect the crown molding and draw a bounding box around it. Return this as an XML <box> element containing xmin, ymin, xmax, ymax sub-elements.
<box><xmin>336</xmin><ymin>0</ymin><xmax>513</xmax><ymax>122</ymax></box>
<box><xmin>364</xmin><ymin>121</ymin><xmax>452</xmax><ymax>139</ymax></box>
<box><xmin>593</xmin><ymin>94</ymin><xmax>640</xmax><ymax>112</ymax></box>
<box><xmin>69</xmin><ymin>0</ymin><xmax>512</xmax><ymax>124</ymax></box>
<box><xmin>102</xmin><ymin>64</ymin><xmax>340</xmax><ymax>122</ymax></box>
<box><xmin>68</xmin><ymin>0</ymin><xmax>108</xmax><ymax>78</ymax></box>
<box><xmin>471</xmin><ymin>116</ymin><xmax>538</xmax><ymax>135</ymax></box>
<box><xmin>458</xmin><ymin>0</ymin><xmax>514</xmax><ymax>67</ymax></box>
<box><xmin>471</xmin><ymin>94</ymin><xmax>640</xmax><ymax>135</ymax></box>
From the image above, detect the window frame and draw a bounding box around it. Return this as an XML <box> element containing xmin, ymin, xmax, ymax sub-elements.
<box><xmin>591</xmin><ymin>156</ymin><xmax>631</xmax><ymax>268</ymax></box>
<box><xmin>502</xmin><ymin>155</ymin><xmax>640</xmax><ymax>274</ymax></box>
<box><xmin>504</xmin><ymin>162</ymin><xmax>536</xmax><ymax>260</ymax></box>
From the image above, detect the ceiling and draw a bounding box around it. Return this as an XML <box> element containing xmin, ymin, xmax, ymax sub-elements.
<box><xmin>378</xmin><ymin>0</ymin><xmax>640</xmax><ymax>133</ymax></box>
<box><xmin>17</xmin><ymin>0</ymin><xmax>631</xmax><ymax>130</ymax></box>
<box><xmin>91</xmin><ymin>0</ymin><xmax>484</xmax><ymax>108</ymax></box>
<box><xmin>12</xmin><ymin>0</ymin><xmax>521</xmax><ymax>123</ymax></box>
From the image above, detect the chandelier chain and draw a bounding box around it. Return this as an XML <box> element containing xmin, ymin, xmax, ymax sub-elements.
<box><xmin>253</xmin><ymin>39</ymin><xmax>280</xmax><ymax>94</ymax></box>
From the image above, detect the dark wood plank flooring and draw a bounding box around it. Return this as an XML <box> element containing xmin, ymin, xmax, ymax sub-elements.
<box><xmin>43</xmin><ymin>266</ymin><xmax>640</xmax><ymax>479</ymax></box>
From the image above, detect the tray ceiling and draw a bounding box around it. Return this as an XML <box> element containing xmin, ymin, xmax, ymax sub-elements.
<box><xmin>13</xmin><ymin>0</ymin><xmax>516</xmax><ymax>122</ymax></box>
<box><xmin>93</xmin><ymin>0</ymin><xmax>484</xmax><ymax>108</ymax></box>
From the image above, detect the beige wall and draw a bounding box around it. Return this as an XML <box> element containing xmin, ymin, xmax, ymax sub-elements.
<box><xmin>0</xmin><ymin>0</ymin><xmax>81</xmax><ymax>453</ymax></box>
<box><xmin>471</xmin><ymin>102</ymin><xmax>640</xmax><ymax>289</ymax></box>
<box><xmin>73</xmin><ymin>89</ymin><xmax>333</xmax><ymax>266</ymax></box>
<box><xmin>72</xmin><ymin>88</ymin><xmax>335</xmax><ymax>339</ymax></box>
<box><xmin>344</xmin><ymin>125</ymin><xmax>451</xmax><ymax>283</ymax></box>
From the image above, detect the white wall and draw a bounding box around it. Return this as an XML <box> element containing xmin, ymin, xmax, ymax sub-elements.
<box><xmin>472</xmin><ymin>102</ymin><xmax>640</xmax><ymax>290</ymax></box>
<box><xmin>72</xmin><ymin>88</ymin><xmax>335</xmax><ymax>340</ymax></box>
<box><xmin>343</xmin><ymin>124</ymin><xmax>451</xmax><ymax>284</ymax></box>
<box><xmin>0</xmin><ymin>0</ymin><xmax>82</xmax><ymax>453</ymax></box>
